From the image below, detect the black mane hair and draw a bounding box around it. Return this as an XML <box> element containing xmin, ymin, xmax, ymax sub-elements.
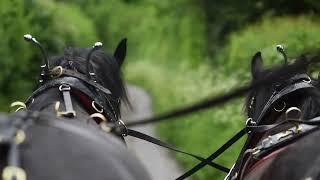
<box><xmin>245</xmin><ymin>52</ymin><xmax>320</xmax><ymax>124</ymax></box>
<box><xmin>48</xmin><ymin>46</ymin><xmax>129</xmax><ymax>116</ymax></box>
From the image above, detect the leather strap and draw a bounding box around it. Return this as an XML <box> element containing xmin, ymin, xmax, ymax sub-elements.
<box><xmin>127</xmin><ymin>129</ymin><xmax>230</xmax><ymax>173</ymax></box>
<box><xmin>58</xmin><ymin>84</ymin><xmax>76</xmax><ymax>117</ymax></box>
<box><xmin>176</xmin><ymin>128</ymin><xmax>247</xmax><ymax>180</ymax></box>
<box><xmin>26</xmin><ymin>77</ymin><xmax>106</xmax><ymax>106</ymax></box>
<box><xmin>51</xmin><ymin>67</ymin><xmax>111</xmax><ymax>95</ymax></box>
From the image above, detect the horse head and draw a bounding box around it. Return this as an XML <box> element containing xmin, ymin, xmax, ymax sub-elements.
<box><xmin>23</xmin><ymin>36</ymin><xmax>130</xmax><ymax>133</ymax></box>
<box><xmin>236</xmin><ymin>50</ymin><xmax>320</xmax><ymax>180</ymax></box>
<box><xmin>2</xmin><ymin>35</ymin><xmax>150</xmax><ymax>180</ymax></box>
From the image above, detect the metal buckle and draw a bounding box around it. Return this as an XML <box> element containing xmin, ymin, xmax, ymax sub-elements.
<box><xmin>2</xmin><ymin>166</ymin><xmax>26</xmax><ymax>180</ymax></box>
<box><xmin>59</xmin><ymin>84</ymin><xmax>71</xmax><ymax>91</ymax></box>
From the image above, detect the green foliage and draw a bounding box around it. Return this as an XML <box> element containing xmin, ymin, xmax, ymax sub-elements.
<box><xmin>125</xmin><ymin>61</ymin><xmax>246</xmax><ymax>180</ymax></box>
<box><xmin>1</xmin><ymin>1</ymin><xmax>320</xmax><ymax>179</ymax></box>
<box><xmin>60</xmin><ymin>0</ymin><xmax>207</xmax><ymax>67</ymax></box>
<box><xmin>218</xmin><ymin>16</ymin><xmax>320</xmax><ymax>80</ymax></box>
<box><xmin>126</xmin><ymin>16</ymin><xmax>320</xmax><ymax>180</ymax></box>
<box><xmin>29</xmin><ymin>0</ymin><xmax>98</xmax><ymax>53</ymax></box>
<box><xmin>0</xmin><ymin>0</ymin><xmax>33</xmax><ymax>109</ymax></box>
<box><xmin>203</xmin><ymin>0</ymin><xmax>320</xmax><ymax>57</ymax></box>
<box><xmin>0</xmin><ymin>0</ymin><xmax>97</xmax><ymax>110</ymax></box>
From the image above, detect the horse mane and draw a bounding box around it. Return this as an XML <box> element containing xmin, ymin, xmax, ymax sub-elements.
<box><xmin>48</xmin><ymin>47</ymin><xmax>130</xmax><ymax>116</ymax></box>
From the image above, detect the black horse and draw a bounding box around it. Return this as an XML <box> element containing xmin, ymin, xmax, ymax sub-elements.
<box><xmin>0</xmin><ymin>38</ymin><xmax>150</xmax><ymax>180</ymax></box>
<box><xmin>228</xmin><ymin>52</ymin><xmax>320</xmax><ymax>180</ymax></box>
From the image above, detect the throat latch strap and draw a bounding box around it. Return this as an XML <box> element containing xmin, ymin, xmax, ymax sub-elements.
<box><xmin>57</xmin><ymin>84</ymin><xmax>76</xmax><ymax>117</ymax></box>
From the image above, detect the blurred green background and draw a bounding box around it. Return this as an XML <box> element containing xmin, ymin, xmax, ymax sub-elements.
<box><xmin>1</xmin><ymin>0</ymin><xmax>320</xmax><ymax>179</ymax></box>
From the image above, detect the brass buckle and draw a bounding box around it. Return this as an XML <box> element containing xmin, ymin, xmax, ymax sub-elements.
<box><xmin>2</xmin><ymin>166</ymin><xmax>26</xmax><ymax>180</ymax></box>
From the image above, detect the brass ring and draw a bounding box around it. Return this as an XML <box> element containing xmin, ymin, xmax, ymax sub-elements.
<box><xmin>15</xmin><ymin>107</ymin><xmax>26</xmax><ymax>112</ymax></box>
<box><xmin>274</xmin><ymin>101</ymin><xmax>286</xmax><ymax>112</ymax></box>
<box><xmin>2</xmin><ymin>166</ymin><xmax>26</xmax><ymax>180</ymax></box>
<box><xmin>51</xmin><ymin>66</ymin><xmax>63</xmax><ymax>78</ymax></box>
<box><xmin>10</xmin><ymin>101</ymin><xmax>26</xmax><ymax>109</ymax></box>
<box><xmin>92</xmin><ymin>101</ymin><xmax>104</xmax><ymax>113</ymax></box>
<box><xmin>90</xmin><ymin>113</ymin><xmax>107</xmax><ymax>122</ymax></box>
<box><xmin>100</xmin><ymin>122</ymin><xmax>112</xmax><ymax>133</ymax></box>
<box><xmin>285</xmin><ymin>107</ymin><xmax>302</xmax><ymax>120</ymax></box>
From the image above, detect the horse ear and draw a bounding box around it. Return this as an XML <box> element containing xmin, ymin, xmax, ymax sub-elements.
<box><xmin>251</xmin><ymin>51</ymin><xmax>264</xmax><ymax>78</ymax></box>
<box><xmin>114</xmin><ymin>38</ymin><xmax>127</xmax><ymax>67</ymax></box>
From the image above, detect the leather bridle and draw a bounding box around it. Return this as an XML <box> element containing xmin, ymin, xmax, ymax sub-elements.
<box><xmin>25</xmin><ymin>66</ymin><xmax>120</xmax><ymax>123</ymax></box>
<box><xmin>228</xmin><ymin>73</ymin><xmax>318</xmax><ymax>180</ymax></box>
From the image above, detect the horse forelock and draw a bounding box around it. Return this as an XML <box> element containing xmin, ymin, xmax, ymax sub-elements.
<box><xmin>48</xmin><ymin>47</ymin><xmax>130</xmax><ymax>116</ymax></box>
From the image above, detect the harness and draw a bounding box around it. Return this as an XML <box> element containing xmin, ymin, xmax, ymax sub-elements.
<box><xmin>227</xmin><ymin>74</ymin><xmax>320</xmax><ymax>180</ymax></box>
<box><xmin>26</xmin><ymin>66</ymin><xmax>119</xmax><ymax>123</ymax></box>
